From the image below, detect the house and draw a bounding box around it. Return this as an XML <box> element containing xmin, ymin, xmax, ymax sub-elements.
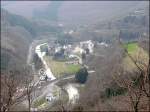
<box><xmin>64</xmin><ymin>44</ymin><xmax>72</xmax><ymax>55</ymax></box>
<box><xmin>69</xmin><ymin>54</ymin><xmax>76</xmax><ymax>58</ymax></box>
<box><xmin>66</xmin><ymin>56</ymin><xmax>79</xmax><ymax>65</ymax></box>
<box><xmin>55</xmin><ymin>46</ymin><xmax>62</xmax><ymax>53</ymax></box>
<box><xmin>46</xmin><ymin>93</ymin><xmax>56</xmax><ymax>102</ymax></box>
<box><xmin>98</xmin><ymin>42</ymin><xmax>108</xmax><ymax>47</ymax></box>
<box><xmin>64</xmin><ymin>30</ymin><xmax>74</xmax><ymax>34</ymax></box>
<box><xmin>73</xmin><ymin>46</ymin><xmax>84</xmax><ymax>54</ymax></box>
<box><xmin>40</xmin><ymin>75</ymin><xmax>45</xmax><ymax>81</ymax></box>
<box><xmin>80</xmin><ymin>40</ymin><xmax>94</xmax><ymax>53</ymax></box>
<box><xmin>65</xmin><ymin>60</ymin><xmax>79</xmax><ymax>65</ymax></box>
<box><xmin>48</xmin><ymin>47</ymin><xmax>55</xmax><ymax>56</ymax></box>
<box><xmin>68</xmin><ymin>30</ymin><xmax>74</xmax><ymax>34</ymax></box>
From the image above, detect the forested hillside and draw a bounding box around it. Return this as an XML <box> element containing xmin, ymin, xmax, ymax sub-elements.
<box><xmin>1</xmin><ymin>9</ymin><xmax>33</xmax><ymax>70</ymax></box>
<box><xmin>1</xmin><ymin>9</ymin><xmax>61</xmax><ymax>71</ymax></box>
<box><xmin>1</xmin><ymin>1</ymin><xmax>149</xmax><ymax>111</ymax></box>
<box><xmin>71</xmin><ymin>5</ymin><xmax>149</xmax><ymax>43</ymax></box>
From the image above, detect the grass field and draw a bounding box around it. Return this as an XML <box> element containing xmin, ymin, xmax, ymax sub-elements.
<box><xmin>124</xmin><ymin>42</ymin><xmax>138</xmax><ymax>54</ymax></box>
<box><xmin>123</xmin><ymin>42</ymin><xmax>149</xmax><ymax>72</ymax></box>
<box><xmin>44</xmin><ymin>56</ymin><xmax>81</xmax><ymax>78</ymax></box>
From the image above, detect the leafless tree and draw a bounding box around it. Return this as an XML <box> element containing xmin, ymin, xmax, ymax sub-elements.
<box><xmin>113</xmin><ymin>69</ymin><xmax>143</xmax><ymax>112</ymax></box>
<box><xmin>1</xmin><ymin>70</ymin><xmax>25</xmax><ymax>112</ymax></box>
<box><xmin>120</xmin><ymin>38</ymin><xmax>149</xmax><ymax>98</ymax></box>
<box><xmin>113</xmin><ymin>36</ymin><xmax>150</xmax><ymax>111</ymax></box>
<box><xmin>57</xmin><ymin>99</ymin><xmax>66</xmax><ymax>111</ymax></box>
<box><xmin>23</xmin><ymin>67</ymin><xmax>38</xmax><ymax>112</ymax></box>
<box><xmin>0</xmin><ymin>65</ymin><xmax>37</xmax><ymax>112</ymax></box>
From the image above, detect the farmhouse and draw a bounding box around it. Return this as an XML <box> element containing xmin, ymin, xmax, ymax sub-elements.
<box><xmin>80</xmin><ymin>40</ymin><xmax>94</xmax><ymax>53</ymax></box>
<box><xmin>46</xmin><ymin>93</ymin><xmax>56</xmax><ymax>102</ymax></box>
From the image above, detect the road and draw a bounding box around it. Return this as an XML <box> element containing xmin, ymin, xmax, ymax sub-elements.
<box><xmin>34</xmin><ymin>74</ymin><xmax>75</xmax><ymax>103</ymax></box>
<box><xmin>35</xmin><ymin>43</ymin><xmax>56</xmax><ymax>80</ymax></box>
<box><xmin>27</xmin><ymin>38</ymin><xmax>56</xmax><ymax>65</ymax></box>
<box><xmin>34</xmin><ymin>43</ymin><xmax>80</xmax><ymax>104</ymax></box>
<box><xmin>26</xmin><ymin>39</ymin><xmax>95</xmax><ymax>110</ymax></box>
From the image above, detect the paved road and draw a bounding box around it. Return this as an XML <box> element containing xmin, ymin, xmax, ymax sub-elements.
<box><xmin>35</xmin><ymin>43</ymin><xmax>56</xmax><ymax>80</ymax></box>
<box><xmin>27</xmin><ymin>38</ymin><xmax>56</xmax><ymax>65</ymax></box>
<box><xmin>26</xmin><ymin>40</ymin><xmax>79</xmax><ymax>107</ymax></box>
<box><xmin>33</xmin><ymin>69</ymin><xmax>94</xmax><ymax>104</ymax></box>
<box><xmin>25</xmin><ymin>39</ymin><xmax>96</xmax><ymax>110</ymax></box>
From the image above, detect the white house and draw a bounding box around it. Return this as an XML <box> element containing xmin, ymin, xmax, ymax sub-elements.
<box><xmin>68</xmin><ymin>30</ymin><xmax>74</xmax><ymax>34</ymax></box>
<box><xmin>55</xmin><ymin>46</ymin><xmax>62</xmax><ymax>53</ymax></box>
<box><xmin>73</xmin><ymin>46</ymin><xmax>86</xmax><ymax>54</ymax></box>
<box><xmin>80</xmin><ymin>40</ymin><xmax>94</xmax><ymax>53</ymax></box>
<box><xmin>99</xmin><ymin>42</ymin><xmax>108</xmax><ymax>47</ymax></box>
<box><xmin>46</xmin><ymin>93</ymin><xmax>56</xmax><ymax>102</ymax></box>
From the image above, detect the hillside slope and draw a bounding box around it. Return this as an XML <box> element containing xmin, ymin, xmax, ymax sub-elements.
<box><xmin>1</xmin><ymin>8</ymin><xmax>64</xmax><ymax>71</ymax></box>
<box><xmin>1</xmin><ymin>9</ymin><xmax>33</xmax><ymax>70</ymax></box>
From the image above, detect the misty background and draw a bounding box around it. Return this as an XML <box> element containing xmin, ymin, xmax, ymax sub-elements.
<box><xmin>1</xmin><ymin>1</ymin><xmax>148</xmax><ymax>26</ymax></box>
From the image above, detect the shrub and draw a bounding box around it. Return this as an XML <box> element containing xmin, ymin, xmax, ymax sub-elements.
<box><xmin>105</xmin><ymin>87</ymin><xmax>127</xmax><ymax>98</ymax></box>
<box><xmin>75</xmin><ymin>67</ymin><xmax>88</xmax><ymax>83</ymax></box>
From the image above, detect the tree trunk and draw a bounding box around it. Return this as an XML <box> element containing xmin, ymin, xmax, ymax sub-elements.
<box><xmin>28</xmin><ymin>96</ymin><xmax>31</xmax><ymax>112</ymax></box>
<box><xmin>134</xmin><ymin>104</ymin><xmax>138</xmax><ymax>112</ymax></box>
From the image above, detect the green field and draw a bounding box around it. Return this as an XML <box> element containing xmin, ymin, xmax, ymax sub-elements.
<box><xmin>124</xmin><ymin>42</ymin><xmax>138</xmax><ymax>54</ymax></box>
<box><xmin>44</xmin><ymin>56</ymin><xmax>81</xmax><ymax>78</ymax></box>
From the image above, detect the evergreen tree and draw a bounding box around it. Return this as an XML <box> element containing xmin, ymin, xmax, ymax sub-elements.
<box><xmin>75</xmin><ymin>67</ymin><xmax>88</xmax><ymax>83</ymax></box>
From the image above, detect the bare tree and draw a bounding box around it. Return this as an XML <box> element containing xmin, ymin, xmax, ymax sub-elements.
<box><xmin>113</xmin><ymin>35</ymin><xmax>150</xmax><ymax>111</ymax></box>
<box><xmin>120</xmin><ymin>39</ymin><xmax>149</xmax><ymax>98</ymax></box>
<box><xmin>113</xmin><ymin>69</ymin><xmax>143</xmax><ymax>112</ymax></box>
<box><xmin>24</xmin><ymin>81</ymin><xmax>33</xmax><ymax>111</ymax></box>
<box><xmin>1</xmin><ymin>70</ymin><xmax>25</xmax><ymax>112</ymax></box>
<box><xmin>57</xmin><ymin>99</ymin><xmax>66</xmax><ymax>111</ymax></box>
<box><xmin>0</xmin><ymin>65</ymin><xmax>38</xmax><ymax>112</ymax></box>
<box><xmin>23</xmin><ymin>67</ymin><xmax>38</xmax><ymax>112</ymax></box>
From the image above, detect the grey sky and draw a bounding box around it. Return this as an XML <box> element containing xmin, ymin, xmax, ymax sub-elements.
<box><xmin>1</xmin><ymin>1</ymin><xmax>148</xmax><ymax>22</ymax></box>
<box><xmin>1</xmin><ymin>1</ymin><xmax>51</xmax><ymax>18</ymax></box>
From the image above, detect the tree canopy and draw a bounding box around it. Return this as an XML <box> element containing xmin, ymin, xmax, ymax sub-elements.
<box><xmin>75</xmin><ymin>67</ymin><xmax>88</xmax><ymax>83</ymax></box>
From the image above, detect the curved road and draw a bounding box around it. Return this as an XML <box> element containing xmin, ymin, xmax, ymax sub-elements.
<box><xmin>26</xmin><ymin>39</ymin><xmax>95</xmax><ymax>109</ymax></box>
<box><xmin>35</xmin><ymin>43</ymin><xmax>56</xmax><ymax>80</ymax></box>
<box><xmin>35</xmin><ymin>43</ymin><xmax>79</xmax><ymax>104</ymax></box>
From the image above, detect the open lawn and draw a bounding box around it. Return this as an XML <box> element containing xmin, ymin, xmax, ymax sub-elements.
<box><xmin>44</xmin><ymin>56</ymin><xmax>81</xmax><ymax>78</ymax></box>
<box><xmin>124</xmin><ymin>42</ymin><xmax>138</xmax><ymax>54</ymax></box>
<box><xmin>123</xmin><ymin>42</ymin><xmax>149</xmax><ymax>72</ymax></box>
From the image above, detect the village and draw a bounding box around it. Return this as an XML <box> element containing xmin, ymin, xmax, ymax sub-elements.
<box><xmin>28</xmin><ymin>39</ymin><xmax>108</xmax><ymax>109</ymax></box>
<box><xmin>38</xmin><ymin>40</ymin><xmax>94</xmax><ymax>80</ymax></box>
<box><xmin>14</xmin><ymin>39</ymin><xmax>109</xmax><ymax>111</ymax></box>
<box><xmin>1</xmin><ymin>1</ymin><xmax>149</xmax><ymax>111</ymax></box>
<box><xmin>38</xmin><ymin>39</ymin><xmax>108</xmax><ymax>81</ymax></box>
<box><xmin>39</xmin><ymin>40</ymin><xmax>108</xmax><ymax>80</ymax></box>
